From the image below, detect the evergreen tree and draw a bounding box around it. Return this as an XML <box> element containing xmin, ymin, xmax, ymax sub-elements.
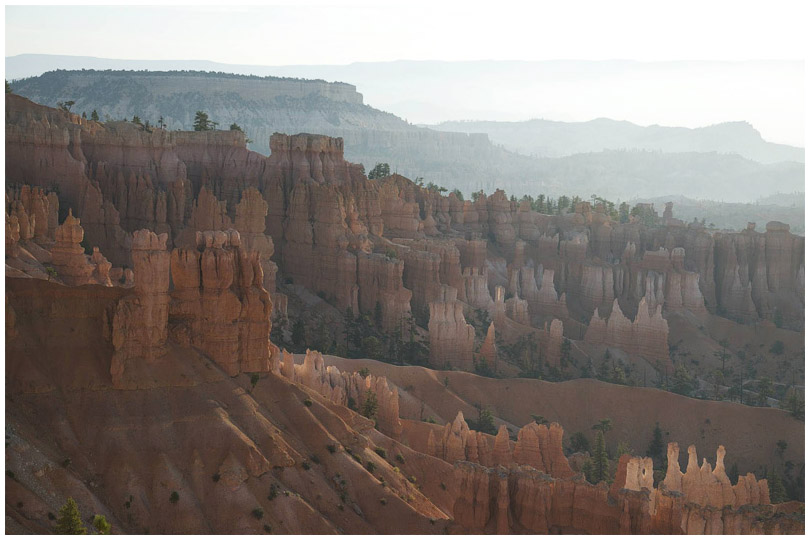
<box><xmin>582</xmin><ymin>459</ymin><xmax>594</xmax><ymax>483</ymax></box>
<box><xmin>93</xmin><ymin>514</ymin><xmax>111</xmax><ymax>535</ymax></box>
<box><xmin>560</xmin><ymin>338</ymin><xmax>572</xmax><ymax>368</ymax></box>
<box><xmin>768</xmin><ymin>467</ymin><xmax>787</xmax><ymax>503</ymax></box>
<box><xmin>475</xmin><ymin>406</ymin><xmax>497</xmax><ymax>435</ymax></box>
<box><xmin>374</xmin><ymin>301</ymin><xmax>383</xmax><ymax>329</ymax></box>
<box><xmin>54</xmin><ymin>497</ymin><xmax>87</xmax><ymax>535</ymax></box>
<box><xmin>568</xmin><ymin>432</ymin><xmax>591</xmax><ymax>454</ymax></box>
<box><xmin>291</xmin><ymin>319</ymin><xmax>306</xmax><ymax>349</ymax></box>
<box><xmin>90</xmin><ymin>110</ymin><xmax>99</xmax><ymax>122</ymax></box>
<box><xmin>193</xmin><ymin>110</ymin><xmax>217</xmax><ymax>131</ymax></box>
<box><xmin>593</xmin><ymin>430</ymin><xmax>610</xmax><ymax>483</ymax></box>
<box><xmin>157</xmin><ymin>115</ymin><xmax>166</xmax><ymax>129</ymax></box>
<box><xmin>647</xmin><ymin>422</ymin><xmax>665</xmax><ymax>464</ymax></box>
<box><xmin>360</xmin><ymin>389</ymin><xmax>378</xmax><ymax>420</ymax></box>
<box><xmin>367</xmin><ymin>163</ymin><xmax>390</xmax><ymax>179</ymax></box>
<box><xmin>5</xmin><ymin>79</ymin><xmax>11</xmax><ymax>93</ymax></box>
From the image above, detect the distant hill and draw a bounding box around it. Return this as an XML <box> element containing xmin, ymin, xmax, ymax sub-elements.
<box><xmin>428</xmin><ymin>118</ymin><xmax>804</xmax><ymax>164</ymax></box>
<box><xmin>9</xmin><ymin>69</ymin><xmax>804</xmax><ymax>203</ymax></box>
<box><xmin>630</xmin><ymin>194</ymin><xmax>805</xmax><ymax>235</ymax></box>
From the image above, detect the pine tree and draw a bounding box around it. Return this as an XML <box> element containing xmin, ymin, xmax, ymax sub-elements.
<box><xmin>476</xmin><ymin>407</ymin><xmax>497</xmax><ymax>435</ymax></box>
<box><xmin>367</xmin><ymin>163</ymin><xmax>390</xmax><ymax>179</ymax></box>
<box><xmin>193</xmin><ymin>111</ymin><xmax>217</xmax><ymax>131</ymax></box>
<box><xmin>768</xmin><ymin>467</ymin><xmax>787</xmax><ymax>503</ymax></box>
<box><xmin>582</xmin><ymin>458</ymin><xmax>594</xmax><ymax>483</ymax></box>
<box><xmin>90</xmin><ymin>110</ymin><xmax>99</xmax><ymax>122</ymax></box>
<box><xmin>593</xmin><ymin>430</ymin><xmax>610</xmax><ymax>483</ymax></box>
<box><xmin>291</xmin><ymin>319</ymin><xmax>305</xmax><ymax>349</ymax></box>
<box><xmin>360</xmin><ymin>389</ymin><xmax>378</xmax><ymax>420</ymax></box>
<box><xmin>374</xmin><ymin>301</ymin><xmax>383</xmax><ymax>329</ymax></box>
<box><xmin>647</xmin><ymin>422</ymin><xmax>664</xmax><ymax>464</ymax></box>
<box><xmin>54</xmin><ymin>497</ymin><xmax>87</xmax><ymax>534</ymax></box>
<box><xmin>93</xmin><ymin>514</ymin><xmax>111</xmax><ymax>534</ymax></box>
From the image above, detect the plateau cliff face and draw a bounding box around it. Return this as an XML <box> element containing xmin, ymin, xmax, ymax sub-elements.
<box><xmin>11</xmin><ymin>71</ymin><xmax>804</xmax><ymax>202</ymax></box>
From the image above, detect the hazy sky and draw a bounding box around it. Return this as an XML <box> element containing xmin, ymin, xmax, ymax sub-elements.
<box><xmin>4</xmin><ymin>2</ymin><xmax>807</xmax><ymax>144</ymax></box>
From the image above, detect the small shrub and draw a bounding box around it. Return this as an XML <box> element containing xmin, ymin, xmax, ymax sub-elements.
<box><xmin>310</xmin><ymin>454</ymin><xmax>321</xmax><ymax>464</ymax></box>
<box><xmin>326</xmin><ymin>444</ymin><xmax>337</xmax><ymax>454</ymax></box>
<box><xmin>268</xmin><ymin>484</ymin><xmax>278</xmax><ymax>501</ymax></box>
<box><xmin>212</xmin><ymin>473</ymin><xmax>221</xmax><ymax>482</ymax></box>
<box><xmin>408</xmin><ymin>475</ymin><xmax>417</xmax><ymax>484</ymax></box>
<box><xmin>62</xmin><ymin>458</ymin><xmax>71</xmax><ymax>468</ymax></box>
<box><xmin>395</xmin><ymin>453</ymin><xmax>405</xmax><ymax>464</ymax></box>
<box><xmin>250</xmin><ymin>373</ymin><xmax>260</xmax><ymax>389</ymax></box>
<box><xmin>263</xmin><ymin>524</ymin><xmax>272</xmax><ymax>533</ymax></box>
<box><xmin>337</xmin><ymin>503</ymin><xmax>344</xmax><ymax>511</ymax></box>
<box><xmin>366</xmin><ymin>461</ymin><xmax>376</xmax><ymax>473</ymax></box>
<box><xmin>430</xmin><ymin>518</ymin><xmax>436</xmax><ymax>525</ymax></box>
<box><xmin>358</xmin><ymin>368</ymin><xmax>370</xmax><ymax>377</ymax></box>
<box><xmin>93</xmin><ymin>514</ymin><xmax>111</xmax><ymax>535</ymax></box>
<box><xmin>302</xmin><ymin>461</ymin><xmax>311</xmax><ymax>471</ymax></box>
<box><xmin>48</xmin><ymin>511</ymin><xmax>56</xmax><ymax>520</ymax></box>
<box><xmin>6</xmin><ymin>470</ymin><xmax>15</xmax><ymax>479</ymax></box>
<box><xmin>379</xmin><ymin>498</ymin><xmax>387</xmax><ymax>505</ymax></box>
<box><xmin>303</xmin><ymin>398</ymin><xmax>313</xmax><ymax>407</ymax></box>
<box><xmin>169</xmin><ymin>491</ymin><xmax>179</xmax><ymax>504</ymax></box>
<box><xmin>17</xmin><ymin>501</ymin><xmax>23</xmax><ymax>508</ymax></box>
<box><xmin>440</xmin><ymin>482</ymin><xmax>446</xmax><ymax>490</ymax></box>
<box><xmin>393</xmin><ymin>466</ymin><xmax>400</xmax><ymax>474</ymax></box>
<box><xmin>252</xmin><ymin>507</ymin><xmax>264</xmax><ymax>519</ymax></box>
<box><xmin>374</xmin><ymin>447</ymin><xmax>387</xmax><ymax>459</ymax></box>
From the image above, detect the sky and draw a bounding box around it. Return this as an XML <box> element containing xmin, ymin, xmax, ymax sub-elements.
<box><xmin>4</xmin><ymin>2</ymin><xmax>808</xmax><ymax>145</ymax></box>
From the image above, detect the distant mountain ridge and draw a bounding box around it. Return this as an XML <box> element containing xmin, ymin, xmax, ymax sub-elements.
<box><xmin>427</xmin><ymin>118</ymin><xmax>804</xmax><ymax>164</ymax></box>
<box><xmin>7</xmin><ymin>68</ymin><xmax>804</xmax><ymax>204</ymax></box>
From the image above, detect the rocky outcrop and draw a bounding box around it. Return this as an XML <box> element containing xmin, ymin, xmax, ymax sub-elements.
<box><xmin>584</xmin><ymin>298</ymin><xmax>670</xmax><ymax>367</ymax></box>
<box><xmin>356</xmin><ymin>253</ymin><xmax>412</xmax><ymax>331</ymax></box>
<box><xmin>661</xmin><ymin>442</ymin><xmax>769</xmax><ymax>508</ymax></box>
<box><xmin>461</xmin><ymin>267</ymin><xmax>493</xmax><ymax>309</ymax></box>
<box><xmin>478</xmin><ymin>322</ymin><xmax>497</xmax><ymax>371</ymax></box>
<box><xmin>428</xmin><ymin>286</ymin><xmax>475</xmax><ymax>370</ymax></box>
<box><xmin>450</xmin><ymin>444</ymin><xmax>796</xmax><ymax>535</ymax></box>
<box><xmin>111</xmin><ymin>230</ymin><xmax>171</xmax><ymax>386</ymax></box>
<box><xmin>168</xmin><ymin>230</ymin><xmax>276</xmax><ymax>376</ymax></box>
<box><xmin>283</xmin><ymin>349</ymin><xmax>402</xmax><ymax>439</ymax></box>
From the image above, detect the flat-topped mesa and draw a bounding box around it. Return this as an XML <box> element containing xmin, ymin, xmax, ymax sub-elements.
<box><xmin>167</xmin><ymin>229</ymin><xmax>276</xmax><ymax>376</ymax></box>
<box><xmin>111</xmin><ymin>229</ymin><xmax>171</xmax><ymax>386</ymax></box>
<box><xmin>584</xmin><ymin>298</ymin><xmax>670</xmax><ymax>367</ymax></box>
<box><xmin>282</xmin><ymin>349</ymin><xmax>402</xmax><ymax>439</ymax></box>
<box><xmin>428</xmin><ymin>286</ymin><xmax>475</xmax><ymax>370</ymax></box>
<box><xmin>269</xmin><ymin>132</ymin><xmax>365</xmax><ymax>186</ymax></box>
